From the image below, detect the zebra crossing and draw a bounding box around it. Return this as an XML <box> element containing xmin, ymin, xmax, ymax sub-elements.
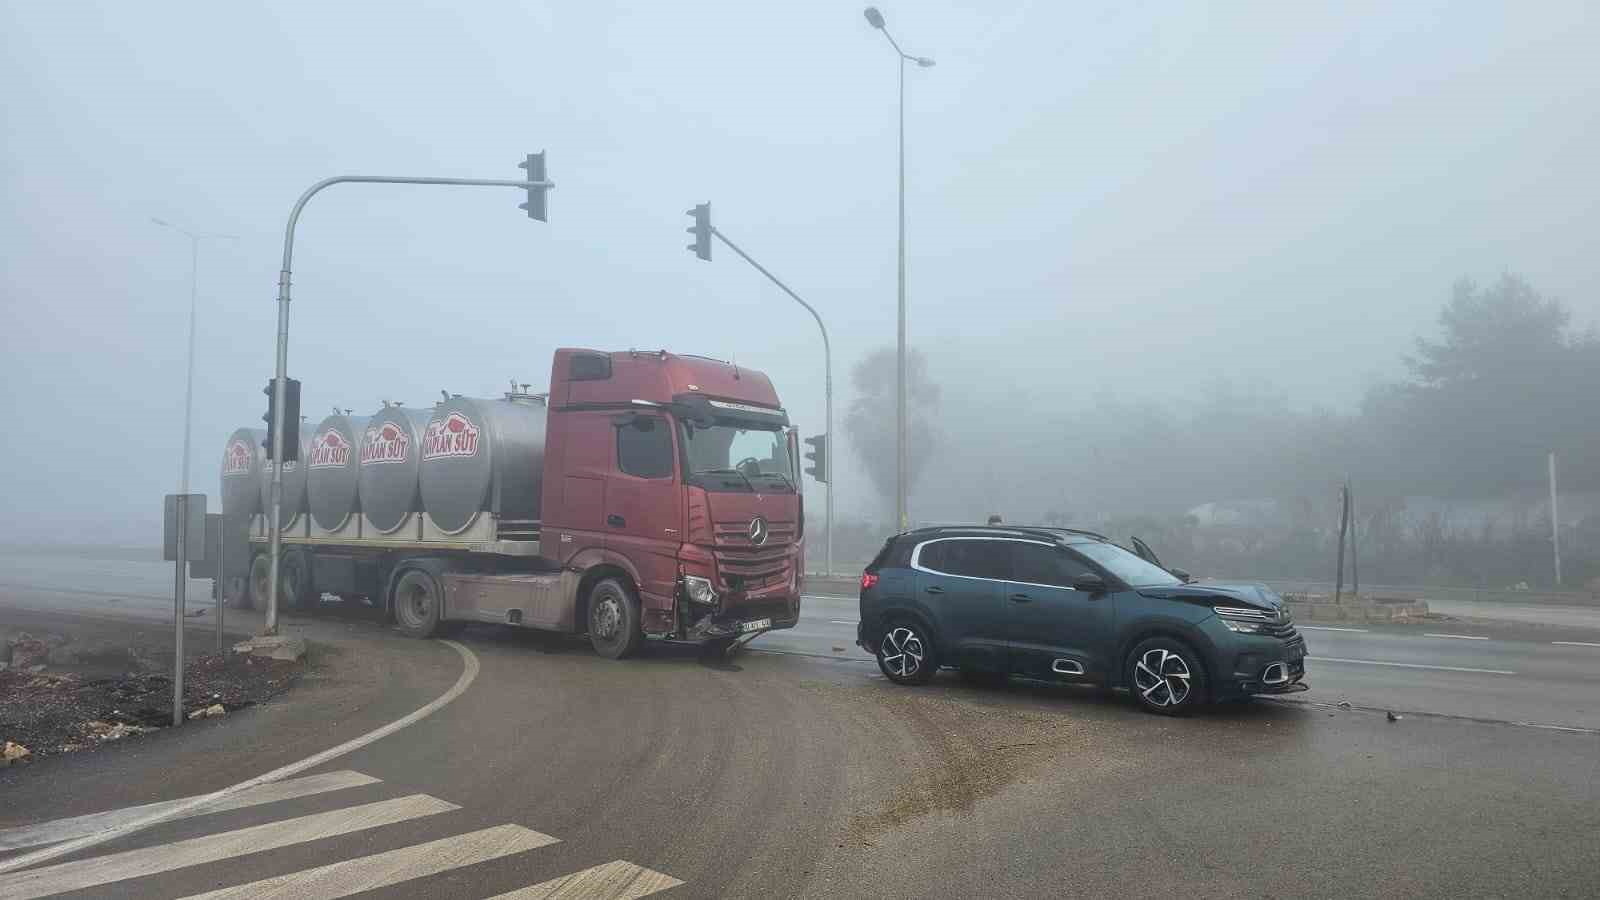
<box><xmin>0</xmin><ymin>770</ymin><xmax>683</xmax><ymax>899</ymax></box>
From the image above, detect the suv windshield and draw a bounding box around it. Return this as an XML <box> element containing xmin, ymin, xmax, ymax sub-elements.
<box><xmin>1072</xmin><ymin>541</ymin><xmax>1184</xmax><ymax>588</ymax></box>
<box><xmin>678</xmin><ymin>420</ymin><xmax>794</xmax><ymax>491</ymax></box>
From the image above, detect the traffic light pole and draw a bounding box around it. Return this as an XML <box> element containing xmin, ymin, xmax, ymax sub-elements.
<box><xmin>265</xmin><ymin>168</ymin><xmax>554</xmax><ymax>635</ymax></box>
<box><xmin>707</xmin><ymin>227</ymin><xmax>833</xmax><ymax>576</ymax></box>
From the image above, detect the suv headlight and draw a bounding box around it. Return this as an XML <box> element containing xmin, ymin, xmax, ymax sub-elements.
<box><xmin>684</xmin><ymin>575</ymin><xmax>718</xmax><ymax>605</ymax></box>
<box><xmin>1214</xmin><ymin>606</ymin><xmax>1270</xmax><ymax>634</ymax></box>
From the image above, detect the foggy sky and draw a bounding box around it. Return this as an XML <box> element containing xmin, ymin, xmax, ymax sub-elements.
<box><xmin>3</xmin><ymin>1</ymin><xmax>1597</xmax><ymax>543</ymax></box>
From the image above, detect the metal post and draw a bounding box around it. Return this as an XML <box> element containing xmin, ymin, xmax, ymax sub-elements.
<box><xmin>216</xmin><ymin>517</ymin><xmax>226</xmax><ymax>653</ymax></box>
<box><xmin>1349</xmin><ymin>479</ymin><xmax>1359</xmax><ymax>601</ymax></box>
<box><xmin>710</xmin><ymin>227</ymin><xmax>833</xmax><ymax>575</ymax></box>
<box><xmin>182</xmin><ymin>237</ymin><xmax>198</xmax><ymax>493</ymax></box>
<box><xmin>1549</xmin><ymin>451</ymin><xmax>1561</xmax><ymax>587</ymax></box>
<box><xmin>1333</xmin><ymin>482</ymin><xmax>1348</xmax><ymax>603</ymax></box>
<box><xmin>172</xmin><ymin>495</ymin><xmax>186</xmax><ymax>726</ymax></box>
<box><xmin>895</xmin><ymin>56</ymin><xmax>908</xmax><ymax>532</ymax></box>
<box><xmin>264</xmin><ymin>170</ymin><xmax>554</xmax><ymax>634</ymax></box>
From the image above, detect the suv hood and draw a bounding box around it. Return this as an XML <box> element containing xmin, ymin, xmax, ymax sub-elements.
<box><xmin>1136</xmin><ymin>582</ymin><xmax>1284</xmax><ymax>613</ymax></box>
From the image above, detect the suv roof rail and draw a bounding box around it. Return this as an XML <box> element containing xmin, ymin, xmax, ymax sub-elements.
<box><xmin>898</xmin><ymin>523</ymin><xmax>1111</xmax><ymax>543</ymax></box>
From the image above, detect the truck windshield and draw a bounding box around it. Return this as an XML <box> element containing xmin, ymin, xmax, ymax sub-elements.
<box><xmin>679</xmin><ymin>420</ymin><xmax>795</xmax><ymax>492</ymax></box>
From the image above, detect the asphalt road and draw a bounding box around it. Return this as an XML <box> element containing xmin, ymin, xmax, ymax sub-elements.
<box><xmin>3</xmin><ymin>557</ymin><xmax>1599</xmax><ymax>897</ymax></box>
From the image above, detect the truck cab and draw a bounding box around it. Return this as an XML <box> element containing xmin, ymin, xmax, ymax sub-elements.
<box><xmin>538</xmin><ymin>349</ymin><xmax>804</xmax><ymax>650</ymax></box>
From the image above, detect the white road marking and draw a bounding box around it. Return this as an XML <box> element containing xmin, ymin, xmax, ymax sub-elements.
<box><xmin>489</xmin><ymin>860</ymin><xmax>685</xmax><ymax>899</ymax></box>
<box><xmin>829</xmin><ymin>619</ymin><xmax>858</xmax><ymax>625</ymax></box>
<box><xmin>176</xmin><ymin>824</ymin><xmax>558</xmax><ymax>899</ymax></box>
<box><xmin>1551</xmin><ymin>641</ymin><xmax>1600</xmax><ymax>648</ymax></box>
<box><xmin>1516</xmin><ymin>722</ymin><xmax>1596</xmax><ymax>733</ymax></box>
<box><xmin>0</xmin><ymin>640</ymin><xmax>480</xmax><ymax>876</ymax></box>
<box><xmin>0</xmin><ymin>795</ymin><xmax>459</xmax><ymax>900</ymax></box>
<box><xmin>1296</xmin><ymin>625</ymin><xmax>1369</xmax><ymax>633</ymax></box>
<box><xmin>1423</xmin><ymin>633</ymin><xmax>1489</xmax><ymax>640</ymax></box>
<box><xmin>1309</xmin><ymin>656</ymin><xmax>1514</xmax><ymax>675</ymax></box>
<box><xmin>802</xmin><ymin>594</ymin><xmax>857</xmax><ymax>602</ymax></box>
<box><xmin>0</xmin><ymin>770</ymin><xmax>379</xmax><ymax>853</ymax></box>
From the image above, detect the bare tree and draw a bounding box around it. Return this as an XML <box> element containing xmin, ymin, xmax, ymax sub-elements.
<box><xmin>844</xmin><ymin>347</ymin><xmax>941</xmax><ymax>513</ymax></box>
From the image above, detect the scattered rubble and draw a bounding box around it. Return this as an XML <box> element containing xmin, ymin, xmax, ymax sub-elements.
<box><xmin>232</xmin><ymin>635</ymin><xmax>307</xmax><ymax>661</ymax></box>
<box><xmin>1</xmin><ymin>629</ymin><xmax>302</xmax><ymax>763</ymax></box>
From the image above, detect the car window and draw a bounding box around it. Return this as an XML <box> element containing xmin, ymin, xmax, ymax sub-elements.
<box><xmin>1072</xmin><ymin>540</ymin><xmax>1183</xmax><ymax>587</ymax></box>
<box><xmin>918</xmin><ymin>539</ymin><xmax>1008</xmax><ymax>580</ymax></box>
<box><xmin>616</xmin><ymin>416</ymin><xmax>673</xmax><ymax>479</ymax></box>
<box><xmin>1010</xmin><ymin>542</ymin><xmax>1095</xmax><ymax>588</ymax></box>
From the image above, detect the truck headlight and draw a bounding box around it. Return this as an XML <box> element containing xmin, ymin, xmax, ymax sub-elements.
<box><xmin>684</xmin><ymin>575</ymin><xmax>718</xmax><ymax>605</ymax></box>
<box><xmin>1214</xmin><ymin>606</ymin><xmax>1270</xmax><ymax>634</ymax></box>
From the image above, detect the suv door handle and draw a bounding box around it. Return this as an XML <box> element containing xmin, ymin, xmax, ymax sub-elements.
<box><xmin>924</xmin><ymin>586</ymin><xmax>945</xmax><ymax>595</ymax></box>
<box><xmin>1009</xmin><ymin>593</ymin><xmax>1032</xmax><ymax>603</ymax></box>
<box><xmin>607</xmin><ymin>514</ymin><xmax>626</xmax><ymax>528</ymax></box>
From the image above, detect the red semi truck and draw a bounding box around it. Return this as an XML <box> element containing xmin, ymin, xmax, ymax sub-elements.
<box><xmin>220</xmin><ymin>348</ymin><xmax>804</xmax><ymax>657</ymax></box>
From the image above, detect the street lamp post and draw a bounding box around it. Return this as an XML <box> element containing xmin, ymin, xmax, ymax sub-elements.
<box><xmin>863</xmin><ymin>7</ymin><xmax>933</xmax><ymax>531</ymax></box>
<box><xmin>263</xmin><ymin>164</ymin><xmax>553</xmax><ymax>636</ymax></box>
<box><xmin>152</xmin><ymin>218</ymin><xmax>236</xmax><ymax>726</ymax></box>
<box><xmin>151</xmin><ymin>219</ymin><xmax>239</xmax><ymax>495</ymax></box>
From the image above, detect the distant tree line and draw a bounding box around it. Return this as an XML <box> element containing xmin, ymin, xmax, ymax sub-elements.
<box><xmin>827</xmin><ymin>274</ymin><xmax>1600</xmax><ymax>589</ymax></box>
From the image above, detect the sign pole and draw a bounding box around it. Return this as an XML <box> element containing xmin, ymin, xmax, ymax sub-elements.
<box><xmin>172</xmin><ymin>495</ymin><xmax>187</xmax><ymax>726</ymax></box>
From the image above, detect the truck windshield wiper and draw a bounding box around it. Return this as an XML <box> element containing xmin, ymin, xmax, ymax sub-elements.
<box><xmin>698</xmin><ymin>467</ymin><xmax>756</xmax><ymax>491</ymax></box>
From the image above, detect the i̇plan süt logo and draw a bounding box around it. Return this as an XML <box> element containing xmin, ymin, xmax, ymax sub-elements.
<box><xmin>308</xmin><ymin>429</ymin><xmax>353</xmax><ymax>469</ymax></box>
<box><xmin>361</xmin><ymin>422</ymin><xmax>411</xmax><ymax>465</ymax></box>
<box><xmin>222</xmin><ymin>439</ymin><xmax>253</xmax><ymax>477</ymax></box>
<box><xmin>422</xmin><ymin>412</ymin><xmax>480</xmax><ymax>460</ymax></box>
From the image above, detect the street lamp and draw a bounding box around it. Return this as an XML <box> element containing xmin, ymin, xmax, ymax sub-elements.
<box><xmin>863</xmin><ymin>7</ymin><xmax>933</xmax><ymax>531</ymax></box>
<box><xmin>151</xmin><ymin>218</ymin><xmax>239</xmax><ymax>494</ymax></box>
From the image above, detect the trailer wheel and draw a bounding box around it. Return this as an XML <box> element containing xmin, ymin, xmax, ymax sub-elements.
<box><xmin>587</xmin><ymin>577</ymin><xmax>642</xmax><ymax>659</ymax></box>
<box><xmin>247</xmin><ymin>554</ymin><xmax>269</xmax><ymax>611</ymax></box>
<box><xmin>392</xmin><ymin>569</ymin><xmax>444</xmax><ymax>639</ymax></box>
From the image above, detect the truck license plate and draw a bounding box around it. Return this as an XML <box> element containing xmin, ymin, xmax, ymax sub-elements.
<box><xmin>739</xmin><ymin>618</ymin><xmax>772</xmax><ymax>634</ymax></box>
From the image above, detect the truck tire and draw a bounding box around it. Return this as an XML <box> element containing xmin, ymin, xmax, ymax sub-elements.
<box><xmin>392</xmin><ymin>568</ymin><xmax>445</xmax><ymax>639</ymax></box>
<box><xmin>248</xmin><ymin>552</ymin><xmax>313</xmax><ymax>612</ymax></box>
<box><xmin>281</xmin><ymin>551</ymin><xmax>316</xmax><ymax>611</ymax></box>
<box><xmin>247</xmin><ymin>554</ymin><xmax>269</xmax><ymax>611</ymax></box>
<box><xmin>586</xmin><ymin>577</ymin><xmax>642</xmax><ymax>659</ymax></box>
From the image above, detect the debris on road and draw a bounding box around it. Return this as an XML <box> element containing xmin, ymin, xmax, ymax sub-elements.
<box><xmin>1387</xmin><ymin>711</ymin><xmax>1402</xmax><ymax>722</ymax></box>
<box><xmin>187</xmin><ymin>703</ymin><xmax>227</xmax><ymax>720</ymax></box>
<box><xmin>233</xmin><ymin>635</ymin><xmax>308</xmax><ymax>662</ymax></box>
<box><xmin>2</xmin><ymin>741</ymin><xmax>31</xmax><ymax>767</ymax></box>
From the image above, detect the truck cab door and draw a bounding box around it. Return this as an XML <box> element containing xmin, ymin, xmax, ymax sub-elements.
<box><xmin>605</xmin><ymin>414</ymin><xmax>683</xmax><ymax>616</ymax></box>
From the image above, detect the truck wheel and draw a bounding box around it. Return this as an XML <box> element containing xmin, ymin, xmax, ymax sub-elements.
<box><xmin>246</xmin><ymin>555</ymin><xmax>269</xmax><ymax>610</ymax></box>
<box><xmin>392</xmin><ymin>569</ymin><xmax>444</xmax><ymax>638</ymax></box>
<box><xmin>587</xmin><ymin>577</ymin><xmax>642</xmax><ymax>659</ymax></box>
<box><xmin>281</xmin><ymin>551</ymin><xmax>316</xmax><ymax>610</ymax></box>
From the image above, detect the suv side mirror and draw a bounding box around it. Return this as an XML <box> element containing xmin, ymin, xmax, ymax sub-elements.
<box><xmin>1071</xmin><ymin>572</ymin><xmax>1107</xmax><ymax>593</ymax></box>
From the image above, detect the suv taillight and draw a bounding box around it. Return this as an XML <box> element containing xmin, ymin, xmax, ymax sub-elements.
<box><xmin>861</xmin><ymin>573</ymin><xmax>879</xmax><ymax>590</ymax></box>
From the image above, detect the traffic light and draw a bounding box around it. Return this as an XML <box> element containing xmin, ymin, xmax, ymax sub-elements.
<box><xmin>686</xmin><ymin>203</ymin><xmax>711</xmax><ymax>261</ymax></box>
<box><xmin>261</xmin><ymin>377</ymin><xmax>301</xmax><ymax>461</ymax></box>
<box><xmin>518</xmin><ymin>152</ymin><xmax>549</xmax><ymax>222</ymax></box>
<box><xmin>803</xmin><ymin>433</ymin><xmax>828</xmax><ymax>483</ymax></box>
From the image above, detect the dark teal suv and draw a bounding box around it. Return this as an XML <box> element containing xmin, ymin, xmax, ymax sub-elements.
<box><xmin>856</xmin><ymin>525</ymin><xmax>1308</xmax><ymax>715</ymax></box>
